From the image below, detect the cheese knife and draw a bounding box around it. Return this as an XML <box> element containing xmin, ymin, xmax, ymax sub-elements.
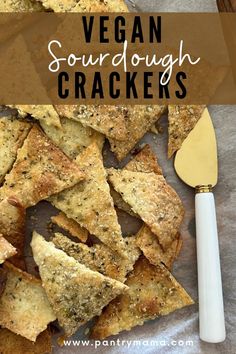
<box><xmin>174</xmin><ymin>108</ymin><xmax>225</xmax><ymax>343</ymax></box>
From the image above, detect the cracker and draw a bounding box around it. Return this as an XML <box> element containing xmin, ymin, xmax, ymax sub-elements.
<box><xmin>39</xmin><ymin>0</ymin><xmax>128</xmax><ymax>12</ymax></box>
<box><xmin>168</xmin><ymin>105</ymin><xmax>205</xmax><ymax>158</ymax></box>
<box><xmin>51</xmin><ymin>212</ymin><xmax>88</xmax><ymax>243</ymax></box>
<box><xmin>50</xmin><ymin>142</ymin><xmax>127</xmax><ymax>257</ymax></box>
<box><xmin>0</xmin><ymin>125</ymin><xmax>84</xmax><ymax>209</ymax></box>
<box><xmin>0</xmin><ymin>116</ymin><xmax>31</xmax><ymax>184</ymax></box>
<box><xmin>0</xmin><ymin>262</ymin><xmax>56</xmax><ymax>342</ymax></box>
<box><xmin>31</xmin><ymin>232</ymin><xmax>128</xmax><ymax>337</ymax></box>
<box><xmin>91</xmin><ymin>257</ymin><xmax>194</xmax><ymax>339</ymax></box>
<box><xmin>0</xmin><ymin>329</ymin><xmax>52</xmax><ymax>354</ymax></box>
<box><xmin>40</xmin><ymin>117</ymin><xmax>104</xmax><ymax>159</ymax></box>
<box><xmin>0</xmin><ymin>235</ymin><xmax>16</xmax><ymax>265</ymax></box>
<box><xmin>109</xmin><ymin>105</ymin><xmax>166</xmax><ymax>161</ymax></box>
<box><xmin>55</xmin><ymin>105</ymin><xmax>127</xmax><ymax>141</ymax></box>
<box><xmin>136</xmin><ymin>225</ymin><xmax>182</xmax><ymax>269</ymax></box>
<box><xmin>52</xmin><ymin>233</ymin><xmax>140</xmax><ymax>282</ymax></box>
<box><xmin>14</xmin><ymin>105</ymin><xmax>61</xmax><ymax>129</ymax></box>
<box><xmin>0</xmin><ymin>0</ymin><xmax>44</xmax><ymax>11</ymax></box>
<box><xmin>110</xmin><ymin>145</ymin><xmax>162</xmax><ymax>217</ymax></box>
<box><xmin>0</xmin><ymin>198</ymin><xmax>26</xmax><ymax>270</ymax></box>
<box><xmin>107</xmin><ymin>169</ymin><xmax>184</xmax><ymax>250</ymax></box>
<box><xmin>125</xmin><ymin>144</ymin><xmax>163</xmax><ymax>175</ymax></box>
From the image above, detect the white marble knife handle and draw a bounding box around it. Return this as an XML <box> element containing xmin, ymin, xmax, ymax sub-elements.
<box><xmin>195</xmin><ymin>190</ymin><xmax>226</xmax><ymax>343</ymax></box>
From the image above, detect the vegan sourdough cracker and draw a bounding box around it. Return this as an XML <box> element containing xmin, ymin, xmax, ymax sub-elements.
<box><xmin>91</xmin><ymin>257</ymin><xmax>194</xmax><ymax>339</ymax></box>
<box><xmin>50</xmin><ymin>142</ymin><xmax>128</xmax><ymax>257</ymax></box>
<box><xmin>108</xmin><ymin>169</ymin><xmax>184</xmax><ymax>250</ymax></box>
<box><xmin>136</xmin><ymin>225</ymin><xmax>182</xmax><ymax>270</ymax></box>
<box><xmin>55</xmin><ymin>105</ymin><xmax>128</xmax><ymax>141</ymax></box>
<box><xmin>0</xmin><ymin>125</ymin><xmax>84</xmax><ymax>209</ymax></box>
<box><xmin>110</xmin><ymin>144</ymin><xmax>163</xmax><ymax>216</ymax></box>
<box><xmin>31</xmin><ymin>232</ymin><xmax>128</xmax><ymax>337</ymax></box>
<box><xmin>108</xmin><ymin>105</ymin><xmax>166</xmax><ymax>161</ymax></box>
<box><xmin>40</xmin><ymin>116</ymin><xmax>104</xmax><ymax>159</ymax></box>
<box><xmin>0</xmin><ymin>262</ymin><xmax>56</xmax><ymax>342</ymax></box>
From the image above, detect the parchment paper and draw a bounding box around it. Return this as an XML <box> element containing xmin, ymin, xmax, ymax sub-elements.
<box><xmin>24</xmin><ymin>1</ymin><xmax>236</xmax><ymax>353</ymax></box>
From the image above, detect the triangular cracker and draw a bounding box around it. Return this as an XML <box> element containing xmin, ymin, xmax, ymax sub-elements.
<box><xmin>91</xmin><ymin>257</ymin><xmax>194</xmax><ymax>339</ymax></box>
<box><xmin>168</xmin><ymin>105</ymin><xmax>205</xmax><ymax>158</ymax></box>
<box><xmin>0</xmin><ymin>329</ymin><xmax>52</xmax><ymax>354</ymax></box>
<box><xmin>55</xmin><ymin>105</ymin><xmax>127</xmax><ymax>141</ymax></box>
<box><xmin>108</xmin><ymin>105</ymin><xmax>166</xmax><ymax>161</ymax></box>
<box><xmin>14</xmin><ymin>105</ymin><xmax>61</xmax><ymax>129</ymax></box>
<box><xmin>51</xmin><ymin>212</ymin><xmax>88</xmax><ymax>243</ymax></box>
<box><xmin>31</xmin><ymin>232</ymin><xmax>128</xmax><ymax>337</ymax></box>
<box><xmin>110</xmin><ymin>144</ymin><xmax>163</xmax><ymax>216</ymax></box>
<box><xmin>0</xmin><ymin>262</ymin><xmax>56</xmax><ymax>342</ymax></box>
<box><xmin>52</xmin><ymin>233</ymin><xmax>140</xmax><ymax>282</ymax></box>
<box><xmin>0</xmin><ymin>116</ymin><xmax>31</xmax><ymax>184</ymax></box>
<box><xmin>39</xmin><ymin>0</ymin><xmax>128</xmax><ymax>13</ymax></box>
<box><xmin>0</xmin><ymin>235</ymin><xmax>16</xmax><ymax>265</ymax></box>
<box><xmin>136</xmin><ymin>225</ymin><xmax>182</xmax><ymax>270</ymax></box>
<box><xmin>40</xmin><ymin>116</ymin><xmax>104</xmax><ymax>159</ymax></box>
<box><xmin>50</xmin><ymin>142</ymin><xmax>127</xmax><ymax>257</ymax></box>
<box><xmin>107</xmin><ymin>169</ymin><xmax>184</xmax><ymax>250</ymax></box>
<box><xmin>0</xmin><ymin>125</ymin><xmax>84</xmax><ymax>209</ymax></box>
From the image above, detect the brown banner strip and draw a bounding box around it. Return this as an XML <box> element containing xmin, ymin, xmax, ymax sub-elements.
<box><xmin>0</xmin><ymin>13</ymin><xmax>235</xmax><ymax>105</ymax></box>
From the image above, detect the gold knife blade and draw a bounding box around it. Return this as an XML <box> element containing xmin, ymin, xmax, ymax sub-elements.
<box><xmin>174</xmin><ymin>108</ymin><xmax>218</xmax><ymax>188</ymax></box>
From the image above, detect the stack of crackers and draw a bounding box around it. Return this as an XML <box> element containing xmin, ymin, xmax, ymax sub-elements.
<box><xmin>0</xmin><ymin>1</ymin><xmax>206</xmax><ymax>353</ymax></box>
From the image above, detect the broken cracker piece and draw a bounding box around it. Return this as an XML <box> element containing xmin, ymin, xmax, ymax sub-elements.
<box><xmin>0</xmin><ymin>116</ymin><xmax>31</xmax><ymax>184</ymax></box>
<box><xmin>0</xmin><ymin>235</ymin><xmax>16</xmax><ymax>265</ymax></box>
<box><xmin>55</xmin><ymin>105</ymin><xmax>127</xmax><ymax>141</ymax></box>
<box><xmin>51</xmin><ymin>212</ymin><xmax>88</xmax><ymax>243</ymax></box>
<box><xmin>0</xmin><ymin>125</ymin><xmax>84</xmax><ymax>209</ymax></box>
<box><xmin>168</xmin><ymin>105</ymin><xmax>205</xmax><ymax>158</ymax></box>
<box><xmin>91</xmin><ymin>257</ymin><xmax>194</xmax><ymax>339</ymax></box>
<box><xmin>50</xmin><ymin>142</ymin><xmax>127</xmax><ymax>257</ymax></box>
<box><xmin>0</xmin><ymin>329</ymin><xmax>52</xmax><ymax>354</ymax></box>
<box><xmin>107</xmin><ymin>169</ymin><xmax>184</xmax><ymax>250</ymax></box>
<box><xmin>40</xmin><ymin>117</ymin><xmax>104</xmax><ymax>159</ymax></box>
<box><xmin>31</xmin><ymin>232</ymin><xmax>128</xmax><ymax>337</ymax></box>
<box><xmin>0</xmin><ymin>262</ymin><xmax>56</xmax><ymax>342</ymax></box>
<box><xmin>52</xmin><ymin>233</ymin><xmax>140</xmax><ymax>282</ymax></box>
<box><xmin>109</xmin><ymin>105</ymin><xmax>166</xmax><ymax>161</ymax></box>
<box><xmin>136</xmin><ymin>225</ymin><xmax>182</xmax><ymax>269</ymax></box>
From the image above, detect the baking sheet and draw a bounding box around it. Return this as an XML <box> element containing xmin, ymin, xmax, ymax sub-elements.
<box><xmin>23</xmin><ymin>1</ymin><xmax>236</xmax><ymax>353</ymax></box>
